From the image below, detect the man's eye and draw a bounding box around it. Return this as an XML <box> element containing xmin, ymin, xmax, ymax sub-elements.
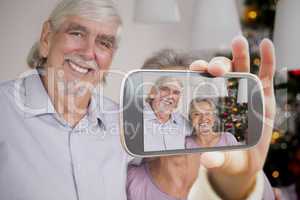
<box><xmin>173</xmin><ymin>90</ymin><xmax>181</xmax><ymax>95</ymax></box>
<box><xmin>159</xmin><ymin>86</ymin><xmax>169</xmax><ymax>91</ymax></box>
<box><xmin>69</xmin><ymin>31</ymin><xmax>83</xmax><ymax>37</ymax></box>
<box><xmin>192</xmin><ymin>113</ymin><xmax>201</xmax><ymax>117</ymax></box>
<box><xmin>99</xmin><ymin>40</ymin><xmax>113</xmax><ymax>49</ymax></box>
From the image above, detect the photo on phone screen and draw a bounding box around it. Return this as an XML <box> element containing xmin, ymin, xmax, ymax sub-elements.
<box><xmin>141</xmin><ymin>72</ymin><xmax>248</xmax><ymax>152</ymax></box>
<box><xmin>121</xmin><ymin>70</ymin><xmax>263</xmax><ymax>156</ymax></box>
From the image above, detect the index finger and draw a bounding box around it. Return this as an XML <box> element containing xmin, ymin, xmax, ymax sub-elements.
<box><xmin>231</xmin><ymin>36</ymin><xmax>250</xmax><ymax>72</ymax></box>
<box><xmin>259</xmin><ymin>38</ymin><xmax>276</xmax><ymax>87</ymax></box>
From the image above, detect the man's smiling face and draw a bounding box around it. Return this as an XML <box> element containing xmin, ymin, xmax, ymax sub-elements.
<box><xmin>150</xmin><ymin>81</ymin><xmax>182</xmax><ymax>114</ymax></box>
<box><xmin>39</xmin><ymin>15</ymin><xmax>119</xmax><ymax>92</ymax></box>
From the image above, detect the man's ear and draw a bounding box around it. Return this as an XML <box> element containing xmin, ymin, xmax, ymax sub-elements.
<box><xmin>39</xmin><ymin>21</ymin><xmax>53</xmax><ymax>58</ymax></box>
<box><xmin>149</xmin><ymin>88</ymin><xmax>157</xmax><ymax>99</ymax></box>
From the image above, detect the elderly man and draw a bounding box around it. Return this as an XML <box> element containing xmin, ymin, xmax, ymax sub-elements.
<box><xmin>143</xmin><ymin>76</ymin><xmax>191</xmax><ymax>152</ymax></box>
<box><xmin>0</xmin><ymin>0</ymin><xmax>126</xmax><ymax>199</ymax></box>
<box><xmin>0</xmin><ymin>0</ymin><xmax>276</xmax><ymax>200</ymax></box>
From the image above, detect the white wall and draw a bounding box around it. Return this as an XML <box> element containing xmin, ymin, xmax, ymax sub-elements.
<box><xmin>0</xmin><ymin>0</ymin><xmax>59</xmax><ymax>79</ymax></box>
<box><xmin>0</xmin><ymin>0</ymin><xmax>197</xmax><ymax>102</ymax></box>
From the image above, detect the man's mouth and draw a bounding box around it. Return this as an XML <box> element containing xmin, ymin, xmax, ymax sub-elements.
<box><xmin>161</xmin><ymin>98</ymin><xmax>174</xmax><ymax>105</ymax></box>
<box><xmin>65</xmin><ymin>55</ymin><xmax>99</xmax><ymax>76</ymax></box>
<box><xmin>68</xmin><ymin>60</ymin><xmax>89</xmax><ymax>75</ymax></box>
<box><xmin>66</xmin><ymin>58</ymin><xmax>99</xmax><ymax>76</ymax></box>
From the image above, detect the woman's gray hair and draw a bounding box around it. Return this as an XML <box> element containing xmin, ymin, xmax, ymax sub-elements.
<box><xmin>188</xmin><ymin>97</ymin><xmax>220</xmax><ymax>133</ymax></box>
<box><xmin>188</xmin><ymin>97</ymin><xmax>217</xmax><ymax>120</ymax></box>
<box><xmin>142</xmin><ymin>49</ymin><xmax>197</xmax><ymax>69</ymax></box>
<box><xmin>27</xmin><ymin>0</ymin><xmax>122</xmax><ymax>68</ymax></box>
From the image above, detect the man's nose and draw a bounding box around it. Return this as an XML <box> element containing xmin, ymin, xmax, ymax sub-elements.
<box><xmin>169</xmin><ymin>91</ymin><xmax>179</xmax><ymax>99</ymax></box>
<box><xmin>167</xmin><ymin>92</ymin><xmax>175</xmax><ymax>100</ymax></box>
<box><xmin>80</xmin><ymin>38</ymin><xmax>96</xmax><ymax>60</ymax></box>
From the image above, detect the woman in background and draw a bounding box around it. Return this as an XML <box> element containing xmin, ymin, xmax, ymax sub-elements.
<box><xmin>186</xmin><ymin>97</ymin><xmax>238</xmax><ymax>148</ymax></box>
<box><xmin>127</xmin><ymin>49</ymin><xmax>200</xmax><ymax>200</ymax></box>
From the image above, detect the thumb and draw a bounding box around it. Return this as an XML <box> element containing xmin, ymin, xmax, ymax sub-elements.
<box><xmin>200</xmin><ymin>150</ymin><xmax>248</xmax><ymax>175</ymax></box>
<box><xmin>200</xmin><ymin>152</ymin><xmax>225</xmax><ymax>168</ymax></box>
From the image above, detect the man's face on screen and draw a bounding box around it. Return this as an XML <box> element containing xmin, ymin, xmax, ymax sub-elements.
<box><xmin>150</xmin><ymin>81</ymin><xmax>182</xmax><ymax>114</ymax></box>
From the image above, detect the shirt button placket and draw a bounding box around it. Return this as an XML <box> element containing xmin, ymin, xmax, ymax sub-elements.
<box><xmin>68</xmin><ymin>128</ymin><xmax>80</xmax><ymax>200</ymax></box>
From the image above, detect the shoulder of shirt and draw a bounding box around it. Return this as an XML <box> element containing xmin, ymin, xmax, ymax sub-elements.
<box><xmin>222</xmin><ymin>131</ymin><xmax>231</xmax><ymax>135</ymax></box>
<box><xmin>221</xmin><ymin>132</ymin><xmax>238</xmax><ymax>143</ymax></box>
<box><xmin>185</xmin><ymin>135</ymin><xmax>193</xmax><ymax>143</ymax></box>
<box><xmin>173</xmin><ymin>112</ymin><xmax>188</xmax><ymax>123</ymax></box>
<box><xmin>127</xmin><ymin>163</ymin><xmax>147</xmax><ymax>179</ymax></box>
<box><xmin>0</xmin><ymin>79</ymin><xmax>20</xmax><ymax>101</ymax></box>
<box><xmin>222</xmin><ymin>132</ymin><xmax>236</xmax><ymax>139</ymax></box>
<box><xmin>0</xmin><ymin>79</ymin><xmax>14</xmax><ymax>91</ymax></box>
<box><xmin>127</xmin><ymin>162</ymin><xmax>149</xmax><ymax>190</ymax></box>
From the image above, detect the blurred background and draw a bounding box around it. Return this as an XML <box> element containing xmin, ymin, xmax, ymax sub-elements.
<box><xmin>0</xmin><ymin>0</ymin><xmax>299</xmax><ymax>198</ymax></box>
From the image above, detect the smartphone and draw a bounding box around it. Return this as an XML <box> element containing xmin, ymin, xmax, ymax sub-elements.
<box><xmin>120</xmin><ymin>70</ymin><xmax>264</xmax><ymax>157</ymax></box>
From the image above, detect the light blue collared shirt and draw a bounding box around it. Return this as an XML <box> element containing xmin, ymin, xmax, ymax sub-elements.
<box><xmin>143</xmin><ymin>102</ymin><xmax>192</xmax><ymax>152</ymax></box>
<box><xmin>0</xmin><ymin>70</ymin><xmax>128</xmax><ymax>200</ymax></box>
<box><xmin>0</xmin><ymin>70</ymin><xmax>274</xmax><ymax>200</ymax></box>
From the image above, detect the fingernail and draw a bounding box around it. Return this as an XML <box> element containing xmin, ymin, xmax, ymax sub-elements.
<box><xmin>209</xmin><ymin>60</ymin><xmax>225</xmax><ymax>68</ymax></box>
<box><xmin>190</xmin><ymin>60</ymin><xmax>208</xmax><ymax>68</ymax></box>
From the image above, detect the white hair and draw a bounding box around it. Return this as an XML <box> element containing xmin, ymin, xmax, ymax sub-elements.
<box><xmin>146</xmin><ymin>76</ymin><xmax>183</xmax><ymax>104</ymax></box>
<box><xmin>188</xmin><ymin>97</ymin><xmax>220</xmax><ymax>133</ymax></box>
<box><xmin>142</xmin><ymin>49</ymin><xmax>196</xmax><ymax>69</ymax></box>
<box><xmin>27</xmin><ymin>0</ymin><xmax>122</xmax><ymax>68</ymax></box>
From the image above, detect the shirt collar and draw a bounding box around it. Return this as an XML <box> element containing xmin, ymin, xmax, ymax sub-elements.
<box><xmin>22</xmin><ymin>68</ymin><xmax>106</xmax><ymax>128</ymax></box>
<box><xmin>22</xmin><ymin>68</ymin><xmax>56</xmax><ymax>118</ymax></box>
<box><xmin>144</xmin><ymin>102</ymin><xmax>178</xmax><ymax>124</ymax></box>
<box><xmin>87</xmin><ymin>92</ymin><xmax>106</xmax><ymax>130</ymax></box>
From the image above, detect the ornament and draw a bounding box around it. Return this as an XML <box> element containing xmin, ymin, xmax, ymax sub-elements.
<box><xmin>272</xmin><ymin>131</ymin><xmax>280</xmax><ymax>140</ymax></box>
<box><xmin>225</xmin><ymin>123</ymin><xmax>233</xmax><ymax>128</ymax></box>
<box><xmin>271</xmin><ymin>170</ymin><xmax>279</xmax><ymax>178</ymax></box>
<box><xmin>280</xmin><ymin>143</ymin><xmax>287</xmax><ymax>150</ymax></box>
<box><xmin>235</xmin><ymin>123</ymin><xmax>241</xmax><ymax>128</ymax></box>
<box><xmin>244</xmin><ymin>6</ymin><xmax>260</xmax><ymax>23</ymax></box>
<box><xmin>253</xmin><ymin>58</ymin><xmax>260</xmax><ymax>66</ymax></box>
<box><xmin>232</xmin><ymin>107</ymin><xmax>238</xmax><ymax>112</ymax></box>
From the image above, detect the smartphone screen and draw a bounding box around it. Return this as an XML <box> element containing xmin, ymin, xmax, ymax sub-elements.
<box><xmin>121</xmin><ymin>70</ymin><xmax>263</xmax><ymax>157</ymax></box>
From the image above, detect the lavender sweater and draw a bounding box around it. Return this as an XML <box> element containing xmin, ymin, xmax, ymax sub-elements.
<box><xmin>185</xmin><ymin>132</ymin><xmax>238</xmax><ymax>148</ymax></box>
<box><xmin>127</xmin><ymin>132</ymin><xmax>275</xmax><ymax>200</ymax></box>
<box><xmin>127</xmin><ymin>162</ymin><xmax>187</xmax><ymax>200</ymax></box>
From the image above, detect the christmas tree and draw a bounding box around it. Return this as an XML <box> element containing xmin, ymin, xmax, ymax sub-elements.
<box><xmin>219</xmin><ymin>78</ymin><xmax>248</xmax><ymax>142</ymax></box>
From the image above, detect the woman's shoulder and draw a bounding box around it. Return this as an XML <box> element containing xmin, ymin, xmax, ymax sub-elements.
<box><xmin>127</xmin><ymin>162</ymin><xmax>180</xmax><ymax>200</ymax></box>
<box><xmin>185</xmin><ymin>135</ymin><xmax>200</xmax><ymax>148</ymax></box>
<box><xmin>220</xmin><ymin>132</ymin><xmax>238</xmax><ymax>145</ymax></box>
<box><xmin>127</xmin><ymin>162</ymin><xmax>148</xmax><ymax>183</ymax></box>
<box><xmin>127</xmin><ymin>162</ymin><xmax>150</xmax><ymax>200</ymax></box>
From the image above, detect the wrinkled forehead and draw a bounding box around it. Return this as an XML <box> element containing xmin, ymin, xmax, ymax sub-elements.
<box><xmin>158</xmin><ymin>80</ymin><xmax>182</xmax><ymax>90</ymax></box>
<box><xmin>57</xmin><ymin>15</ymin><xmax>120</xmax><ymax>34</ymax></box>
